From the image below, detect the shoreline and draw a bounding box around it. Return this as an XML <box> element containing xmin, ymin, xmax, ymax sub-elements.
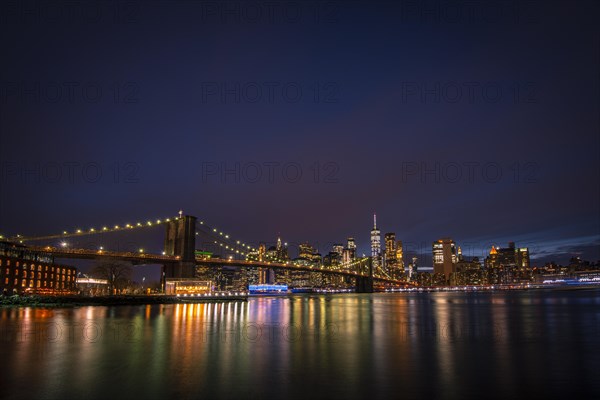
<box><xmin>0</xmin><ymin>294</ymin><xmax>248</xmax><ymax>308</ymax></box>
<box><xmin>3</xmin><ymin>286</ymin><xmax>599</xmax><ymax>308</ymax></box>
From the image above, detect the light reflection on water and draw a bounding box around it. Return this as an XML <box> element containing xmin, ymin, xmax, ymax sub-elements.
<box><xmin>1</xmin><ymin>290</ymin><xmax>599</xmax><ymax>399</ymax></box>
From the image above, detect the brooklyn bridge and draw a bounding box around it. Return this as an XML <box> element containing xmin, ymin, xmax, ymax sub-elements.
<box><xmin>8</xmin><ymin>213</ymin><xmax>413</xmax><ymax>292</ymax></box>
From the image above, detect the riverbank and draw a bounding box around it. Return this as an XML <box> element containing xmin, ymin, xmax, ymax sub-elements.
<box><xmin>0</xmin><ymin>294</ymin><xmax>248</xmax><ymax>307</ymax></box>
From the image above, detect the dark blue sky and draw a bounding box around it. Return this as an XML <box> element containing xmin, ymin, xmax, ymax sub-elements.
<box><xmin>1</xmin><ymin>0</ymin><xmax>599</xmax><ymax>281</ymax></box>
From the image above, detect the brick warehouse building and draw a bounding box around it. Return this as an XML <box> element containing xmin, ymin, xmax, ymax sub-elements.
<box><xmin>0</xmin><ymin>241</ymin><xmax>77</xmax><ymax>295</ymax></box>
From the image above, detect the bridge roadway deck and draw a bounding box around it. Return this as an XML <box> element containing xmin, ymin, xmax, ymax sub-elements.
<box><xmin>29</xmin><ymin>246</ymin><xmax>411</xmax><ymax>285</ymax></box>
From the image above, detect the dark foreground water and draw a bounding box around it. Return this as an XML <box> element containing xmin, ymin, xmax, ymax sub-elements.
<box><xmin>1</xmin><ymin>290</ymin><xmax>599</xmax><ymax>400</ymax></box>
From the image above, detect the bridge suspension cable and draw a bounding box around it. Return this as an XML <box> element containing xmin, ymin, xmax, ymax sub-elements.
<box><xmin>10</xmin><ymin>214</ymin><xmax>182</xmax><ymax>243</ymax></box>
<box><xmin>194</xmin><ymin>219</ymin><xmax>257</xmax><ymax>257</ymax></box>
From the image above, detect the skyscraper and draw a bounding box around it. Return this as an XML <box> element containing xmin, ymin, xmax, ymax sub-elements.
<box><xmin>332</xmin><ymin>243</ymin><xmax>344</xmax><ymax>256</ymax></box>
<box><xmin>258</xmin><ymin>242</ymin><xmax>267</xmax><ymax>283</ymax></box>
<box><xmin>275</xmin><ymin>237</ymin><xmax>289</xmax><ymax>260</ymax></box>
<box><xmin>408</xmin><ymin>256</ymin><xmax>418</xmax><ymax>280</ymax></box>
<box><xmin>299</xmin><ymin>242</ymin><xmax>315</xmax><ymax>260</ymax></box>
<box><xmin>485</xmin><ymin>242</ymin><xmax>530</xmax><ymax>269</ymax></box>
<box><xmin>384</xmin><ymin>232</ymin><xmax>397</xmax><ymax>273</ymax></box>
<box><xmin>396</xmin><ymin>240</ymin><xmax>404</xmax><ymax>273</ymax></box>
<box><xmin>347</xmin><ymin>238</ymin><xmax>356</xmax><ymax>251</ymax></box>
<box><xmin>432</xmin><ymin>238</ymin><xmax>457</xmax><ymax>279</ymax></box>
<box><xmin>345</xmin><ymin>237</ymin><xmax>356</xmax><ymax>262</ymax></box>
<box><xmin>371</xmin><ymin>213</ymin><xmax>381</xmax><ymax>270</ymax></box>
<box><xmin>384</xmin><ymin>233</ymin><xmax>396</xmax><ymax>260</ymax></box>
<box><xmin>485</xmin><ymin>242</ymin><xmax>531</xmax><ymax>284</ymax></box>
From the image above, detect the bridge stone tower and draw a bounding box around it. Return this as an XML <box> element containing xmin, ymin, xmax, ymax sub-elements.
<box><xmin>355</xmin><ymin>258</ymin><xmax>374</xmax><ymax>293</ymax></box>
<box><xmin>162</xmin><ymin>215</ymin><xmax>197</xmax><ymax>283</ymax></box>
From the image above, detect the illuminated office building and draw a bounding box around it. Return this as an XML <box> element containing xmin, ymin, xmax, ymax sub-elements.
<box><xmin>332</xmin><ymin>244</ymin><xmax>344</xmax><ymax>256</ymax></box>
<box><xmin>396</xmin><ymin>240</ymin><xmax>404</xmax><ymax>273</ymax></box>
<box><xmin>347</xmin><ymin>238</ymin><xmax>356</xmax><ymax>251</ymax></box>
<box><xmin>345</xmin><ymin>238</ymin><xmax>356</xmax><ymax>262</ymax></box>
<box><xmin>485</xmin><ymin>242</ymin><xmax>531</xmax><ymax>284</ymax></box>
<box><xmin>408</xmin><ymin>256</ymin><xmax>418</xmax><ymax>280</ymax></box>
<box><xmin>485</xmin><ymin>242</ymin><xmax>530</xmax><ymax>269</ymax></box>
<box><xmin>384</xmin><ymin>233</ymin><xmax>396</xmax><ymax>267</ymax></box>
<box><xmin>385</xmin><ymin>233</ymin><xmax>404</xmax><ymax>278</ymax></box>
<box><xmin>432</xmin><ymin>238</ymin><xmax>457</xmax><ymax>279</ymax></box>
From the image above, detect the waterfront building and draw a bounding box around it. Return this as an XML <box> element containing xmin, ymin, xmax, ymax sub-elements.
<box><xmin>0</xmin><ymin>241</ymin><xmax>77</xmax><ymax>295</ymax></box>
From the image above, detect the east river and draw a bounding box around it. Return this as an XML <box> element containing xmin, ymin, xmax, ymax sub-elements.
<box><xmin>1</xmin><ymin>290</ymin><xmax>599</xmax><ymax>399</ymax></box>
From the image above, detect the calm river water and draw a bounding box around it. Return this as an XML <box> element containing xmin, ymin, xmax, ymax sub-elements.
<box><xmin>1</xmin><ymin>290</ymin><xmax>599</xmax><ymax>399</ymax></box>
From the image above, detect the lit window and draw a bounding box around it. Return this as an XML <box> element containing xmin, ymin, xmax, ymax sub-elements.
<box><xmin>14</xmin><ymin>279</ymin><xmax>17</xmax><ymax>285</ymax></box>
<box><xmin>7</xmin><ymin>260</ymin><xmax>10</xmax><ymax>266</ymax></box>
<box><xmin>4</xmin><ymin>278</ymin><xmax>7</xmax><ymax>284</ymax></box>
<box><xmin>37</xmin><ymin>281</ymin><xmax>40</xmax><ymax>288</ymax></box>
<box><xmin>43</xmin><ymin>281</ymin><xmax>46</xmax><ymax>287</ymax></box>
<box><xmin>22</xmin><ymin>281</ymin><xmax>26</xmax><ymax>287</ymax></box>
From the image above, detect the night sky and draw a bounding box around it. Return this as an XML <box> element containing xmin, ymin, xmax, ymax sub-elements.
<box><xmin>1</xmin><ymin>0</ymin><xmax>599</xmax><ymax>282</ymax></box>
